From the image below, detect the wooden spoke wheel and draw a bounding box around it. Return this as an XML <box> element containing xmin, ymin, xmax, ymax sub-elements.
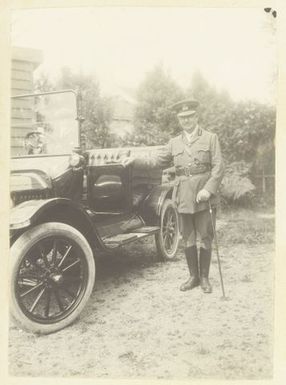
<box><xmin>155</xmin><ymin>199</ymin><xmax>180</xmax><ymax>261</ymax></box>
<box><xmin>10</xmin><ymin>223</ymin><xmax>95</xmax><ymax>334</ymax></box>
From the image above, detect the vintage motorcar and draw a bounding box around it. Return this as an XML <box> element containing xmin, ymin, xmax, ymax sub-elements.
<box><xmin>10</xmin><ymin>89</ymin><xmax>180</xmax><ymax>334</ymax></box>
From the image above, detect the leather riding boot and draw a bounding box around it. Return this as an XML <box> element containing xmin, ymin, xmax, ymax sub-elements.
<box><xmin>199</xmin><ymin>248</ymin><xmax>212</xmax><ymax>293</ymax></box>
<box><xmin>180</xmin><ymin>246</ymin><xmax>200</xmax><ymax>291</ymax></box>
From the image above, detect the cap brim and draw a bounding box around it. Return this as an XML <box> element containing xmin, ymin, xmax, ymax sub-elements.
<box><xmin>177</xmin><ymin>110</ymin><xmax>197</xmax><ymax>117</ymax></box>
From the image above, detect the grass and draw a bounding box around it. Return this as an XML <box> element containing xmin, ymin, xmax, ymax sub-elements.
<box><xmin>217</xmin><ymin>208</ymin><xmax>274</xmax><ymax>246</ymax></box>
<box><xmin>240</xmin><ymin>274</ymin><xmax>252</xmax><ymax>283</ymax></box>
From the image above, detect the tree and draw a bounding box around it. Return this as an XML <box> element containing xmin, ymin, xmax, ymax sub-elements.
<box><xmin>56</xmin><ymin>67</ymin><xmax>114</xmax><ymax>148</ymax></box>
<box><xmin>187</xmin><ymin>71</ymin><xmax>275</xmax><ymax>204</ymax></box>
<box><xmin>220</xmin><ymin>101</ymin><xmax>275</xmax><ymax>169</ymax></box>
<box><xmin>34</xmin><ymin>71</ymin><xmax>55</xmax><ymax>93</ymax></box>
<box><xmin>132</xmin><ymin>65</ymin><xmax>184</xmax><ymax>145</ymax></box>
<box><xmin>187</xmin><ymin>71</ymin><xmax>275</xmax><ymax>170</ymax></box>
<box><xmin>34</xmin><ymin>67</ymin><xmax>115</xmax><ymax>148</ymax></box>
<box><xmin>186</xmin><ymin>70</ymin><xmax>232</xmax><ymax>134</ymax></box>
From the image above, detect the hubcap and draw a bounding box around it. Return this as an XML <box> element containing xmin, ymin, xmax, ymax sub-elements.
<box><xmin>50</xmin><ymin>273</ymin><xmax>64</xmax><ymax>285</ymax></box>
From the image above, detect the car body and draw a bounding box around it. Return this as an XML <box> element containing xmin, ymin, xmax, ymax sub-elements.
<box><xmin>10</xmin><ymin>90</ymin><xmax>180</xmax><ymax>334</ymax></box>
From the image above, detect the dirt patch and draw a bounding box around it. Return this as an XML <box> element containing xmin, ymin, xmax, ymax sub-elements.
<box><xmin>9</xmin><ymin>209</ymin><xmax>274</xmax><ymax>379</ymax></box>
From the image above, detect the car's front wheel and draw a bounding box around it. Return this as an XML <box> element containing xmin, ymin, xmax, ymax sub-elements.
<box><xmin>10</xmin><ymin>222</ymin><xmax>95</xmax><ymax>334</ymax></box>
<box><xmin>155</xmin><ymin>199</ymin><xmax>180</xmax><ymax>261</ymax></box>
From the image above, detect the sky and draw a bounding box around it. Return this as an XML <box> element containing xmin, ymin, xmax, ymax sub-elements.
<box><xmin>11</xmin><ymin>7</ymin><xmax>277</xmax><ymax>104</ymax></box>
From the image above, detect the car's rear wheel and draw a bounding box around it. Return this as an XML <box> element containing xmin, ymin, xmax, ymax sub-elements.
<box><xmin>155</xmin><ymin>199</ymin><xmax>180</xmax><ymax>260</ymax></box>
<box><xmin>10</xmin><ymin>222</ymin><xmax>95</xmax><ymax>334</ymax></box>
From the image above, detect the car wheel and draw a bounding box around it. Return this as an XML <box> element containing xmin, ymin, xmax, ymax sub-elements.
<box><xmin>155</xmin><ymin>199</ymin><xmax>180</xmax><ymax>261</ymax></box>
<box><xmin>10</xmin><ymin>222</ymin><xmax>95</xmax><ymax>334</ymax></box>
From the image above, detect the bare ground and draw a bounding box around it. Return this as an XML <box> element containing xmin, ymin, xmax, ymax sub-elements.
<box><xmin>9</xmin><ymin>208</ymin><xmax>274</xmax><ymax>380</ymax></box>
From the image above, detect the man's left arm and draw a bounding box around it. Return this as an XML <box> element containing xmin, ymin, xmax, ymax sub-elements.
<box><xmin>204</xmin><ymin>133</ymin><xmax>225</xmax><ymax>194</ymax></box>
<box><xmin>196</xmin><ymin>134</ymin><xmax>225</xmax><ymax>202</ymax></box>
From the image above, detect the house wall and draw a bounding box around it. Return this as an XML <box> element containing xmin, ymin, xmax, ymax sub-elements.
<box><xmin>11</xmin><ymin>47</ymin><xmax>42</xmax><ymax>96</ymax></box>
<box><xmin>11</xmin><ymin>47</ymin><xmax>42</xmax><ymax>156</ymax></box>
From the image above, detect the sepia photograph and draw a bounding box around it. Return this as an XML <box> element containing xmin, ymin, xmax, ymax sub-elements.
<box><xmin>2</xmin><ymin>0</ymin><xmax>282</xmax><ymax>382</ymax></box>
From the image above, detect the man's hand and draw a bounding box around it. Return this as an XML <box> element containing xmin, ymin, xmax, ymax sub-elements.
<box><xmin>121</xmin><ymin>156</ymin><xmax>135</xmax><ymax>167</ymax></box>
<box><xmin>196</xmin><ymin>189</ymin><xmax>211</xmax><ymax>203</ymax></box>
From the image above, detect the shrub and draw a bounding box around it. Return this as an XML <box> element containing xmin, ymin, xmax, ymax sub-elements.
<box><xmin>221</xmin><ymin>161</ymin><xmax>256</xmax><ymax>205</ymax></box>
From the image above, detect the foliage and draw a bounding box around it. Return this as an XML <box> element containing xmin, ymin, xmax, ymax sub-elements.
<box><xmin>129</xmin><ymin>68</ymin><xmax>275</xmax><ymax>206</ymax></box>
<box><xmin>58</xmin><ymin>67</ymin><xmax>115</xmax><ymax>148</ymax></box>
<box><xmin>187</xmin><ymin>71</ymin><xmax>275</xmax><ymax>172</ymax></box>
<box><xmin>219</xmin><ymin>101</ymin><xmax>275</xmax><ymax>170</ymax></box>
<box><xmin>35</xmin><ymin>67</ymin><xmax>114</xmax><ymax>148</ymax></box>
<box><xmin>185</xmin><ymin>71</ymin><xmax>275</xmax><ymax>205</ymax></box>
<box><xmin>217</xmin><ymin>208</ymin><xmax>274</xmax><ymax>245</ymax></box>
<box><xmin>186</xmin><ymin>70</ymin><xmax>233</xmax><ymax>133</ymax></box>
<box><xmin>131</xmin><ymin>65</ymin><xmax>184</xmax><ymax>145</ymax></box>
<box><xmin>34</xmin><ymin>72</ymin><xmax>55</xmax><ymax>93</ymax></box>
<box><xmin>220</xmin><ymin>161</ymin><xmax>256</xmax><ymax>204</ymax></box>
<box><xmin>34</xmin><ymin>66</ymin><xmax>275</xmax><ymax>205</ymax></box>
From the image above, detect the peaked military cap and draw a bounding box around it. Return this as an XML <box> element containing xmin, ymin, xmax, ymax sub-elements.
<box><xmin>170</xmin><ymin>98</ymin><xmax>200</xmax><ymax>117</ymax></box>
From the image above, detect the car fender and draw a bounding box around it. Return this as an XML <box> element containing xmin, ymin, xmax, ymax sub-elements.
<box><xmin>139</xmin><ymin>184</ymin><xmax>174</xmax><ymax>224</ymax></box>
<box><xmin>10</xmin><ymin>198</ymin><xmax>105</xmax><ymax>250</ymax></box>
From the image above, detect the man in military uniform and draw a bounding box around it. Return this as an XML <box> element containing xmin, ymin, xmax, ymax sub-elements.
<box><xmin>123</xmin><ymin>99</ymin><xmax>224</xmax><ymax>293</ymax></box>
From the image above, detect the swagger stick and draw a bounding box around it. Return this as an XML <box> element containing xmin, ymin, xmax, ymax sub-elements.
<box><xmin>208</xmin><ymin>200</ymin><xmax>226</xmax><ymax>299</ymax></box>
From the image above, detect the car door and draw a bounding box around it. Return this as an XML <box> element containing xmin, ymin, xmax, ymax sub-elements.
<box><xmin>86</xmin><ymin>151</ymin><xmax>132</xmax><ymax>213</ymax></box>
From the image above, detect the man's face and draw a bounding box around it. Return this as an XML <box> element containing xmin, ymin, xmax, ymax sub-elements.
<box><xmin>178</xmin><ymin>113</ymin><xmax>198</xmax><ymax>133</ymax></box>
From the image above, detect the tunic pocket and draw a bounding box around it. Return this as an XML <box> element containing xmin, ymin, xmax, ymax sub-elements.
<box><xmin>194</xmin><ymin>147</ymin><xmax>210</xmax><ymax>164</ymax></box>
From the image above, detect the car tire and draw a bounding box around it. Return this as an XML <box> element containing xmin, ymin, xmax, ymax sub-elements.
<box><xmin>155</xmin><ymin>199</ymin><xmax>180</xmax><ymax>261</ymax></box>
<box><xmin>10</xmin><ymin>222</ymin><xmax>95</xmax><ymax>334</ymax></box>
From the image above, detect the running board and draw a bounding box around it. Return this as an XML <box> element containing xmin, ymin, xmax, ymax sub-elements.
<box><xmin>103</xmin><ymin>226</ymin><xmax>160</xmax><ymax>248</ymax></box>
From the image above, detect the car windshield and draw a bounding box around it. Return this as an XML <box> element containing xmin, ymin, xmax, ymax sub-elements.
<box><xmin>11</xmin><ymin>90</ymin><xmax>79</xmax><ymax>157</ymax></box>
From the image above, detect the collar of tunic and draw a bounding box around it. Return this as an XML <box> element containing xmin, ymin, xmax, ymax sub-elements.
<box><xmin>183</xmin><ymin>125</ymin><xmax>201</xmax><ymax>143</ymax></box>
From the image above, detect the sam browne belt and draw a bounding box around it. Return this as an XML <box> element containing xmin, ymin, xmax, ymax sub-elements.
<box><xmin>175</xmin><ymin>165</ymin><xmax>210</xmax><ymax>177</ymax></box>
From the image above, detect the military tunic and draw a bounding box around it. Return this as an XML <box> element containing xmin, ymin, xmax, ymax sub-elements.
<box><xmin>135</xmin><ymin>126</ymin><xmax>225</xmax><ymax>214</ymax></box>
<box><xmin>134</xmin><ymin>126</ymin><xmax>224</xmax><ymax>248</ymax></box>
